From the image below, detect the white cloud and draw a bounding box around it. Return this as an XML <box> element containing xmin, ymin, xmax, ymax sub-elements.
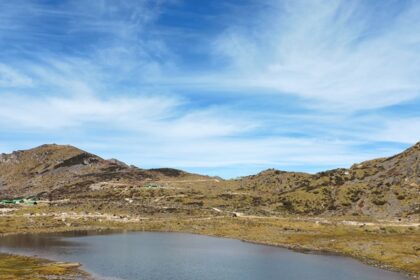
<box><xmin>0</xmin><ymin>65</ymin><xmax>255</xmax><ymax>141</ymax></box>
<box><xmin>161</xmin><ymin>109</ymin><xmax>258</xmax><ymax>139</ymax></box>
<box><xmin>77</xmin><ymin>136</ymin><xmax>390</xmax><ymax>172</ymax></box>
<box><xmin>212</xmin><ymin>0</ymin><xmax>420</xmax><ymax>111</ymax></box>
<box><xmin>0</xmin><ymin>90</ymin><xmax>254</xmax><ymax>140</ymax></box>
<box><xmin>369</xmin><ymin>117</ymin><xmax>420</xmax><ymax>144</ymax></box>
<box><xmin>0</xmin><ymin>64</ymin><xmax>33</xmax><ymax>88</ymax></box>
<box><xmin>0</xmin><ymin>0</ymin><xmax>418</xmax><ymax>177</ymax></box>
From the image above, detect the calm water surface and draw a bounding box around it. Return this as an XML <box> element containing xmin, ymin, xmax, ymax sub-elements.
<box><xmin>0</xmin><ymin>231</ymin><xmax>409</xmax><ymax>280</ymax></box>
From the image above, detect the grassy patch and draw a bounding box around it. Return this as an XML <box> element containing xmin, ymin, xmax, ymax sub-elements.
<box><xmin>0</xmin><ymin>253</ymin><xmax>90</xmax><ymax>280</ymax></box>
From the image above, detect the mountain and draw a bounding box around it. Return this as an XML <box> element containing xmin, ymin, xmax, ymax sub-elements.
<box><xmin>240</xmin><ymin>142</ymin><xmax>419</xmax><ymax>218</ymax></box>
<box><xmin>0</xmin><ymin>144</ymin><xmax>205</xmax><ymax>199</ymax></box>
<box><xmin>0</xmin><ymin>142</ymin><xmax>418</xmax><ymax>219</ymax></box>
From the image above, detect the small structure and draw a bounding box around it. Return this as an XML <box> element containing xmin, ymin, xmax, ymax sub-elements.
<box><xmin>0</xmin><ymin>196</ymin><xmax>38</xmax><ymax>205</ymax></box>
<box><xmin>0</xmin><ymin>199</ymin><xmax>16</xmax><ymax>205</ymax></box>
<box><xmin>144</xmin><ymin>183</ymin><xmax>160</xmax><ymax>189</ymax></box>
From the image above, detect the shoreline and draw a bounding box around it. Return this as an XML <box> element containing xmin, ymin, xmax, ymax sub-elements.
<box><xmin>0</xmin><ymin>222</ymin><xmax>418</xmax><ymax>279</ymax></box>
<box><xmin>237</xmin><ymin>238</ymin><xmax>416</xmax><ymax>279</ymax></box>
<box><xmin>0</xmin><ymin>252</ymin><xmax>92</xmax><ymax>279</ymax></box>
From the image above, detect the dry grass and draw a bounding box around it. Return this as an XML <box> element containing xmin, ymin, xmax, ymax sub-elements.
<box><xmin>0</xmin><ymin>253</ymin><xmax>90</xmax><ymax>280</ymax></box>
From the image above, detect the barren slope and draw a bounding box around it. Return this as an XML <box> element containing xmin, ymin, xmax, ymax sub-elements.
<box><xmin>0</xmin><ymin>144</ymin><xmax>206</xmax><ymax>199</ymax></box>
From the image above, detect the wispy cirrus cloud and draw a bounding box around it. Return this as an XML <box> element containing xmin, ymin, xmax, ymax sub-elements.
<box><xmin>0</xmin><ymin>64</ymin><xmax>33</xmax><ymax>88</ymax></box>
<box><xmin>211</xmin><ymin>0</ymin><xmax>420</xmax><ymax>111</ymax></box>
<box><xmin>0</xmin><ymin>0</ymin><xmax>418</xmax><ymax>177</ymax></box>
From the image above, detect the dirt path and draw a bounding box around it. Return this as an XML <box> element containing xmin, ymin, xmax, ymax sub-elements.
<box><xmin>158</xmin><ymin>179</ymin><xmax>221</xmax><ymax>183</ymax></box>
<box><xmin>226</xmin><ymin>212</ymin><xmax>420</xmax><ymax>227</ymax></box>
<box><xmin>3</xmin><ymin>208</ymin><xmax>419</xmax><ymax>228</ymax></box>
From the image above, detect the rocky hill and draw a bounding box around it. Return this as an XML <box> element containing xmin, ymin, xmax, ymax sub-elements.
<box><xmin>0</xmin><ymin>144</ymin><xmax>204</xmax><ymax>199</ymax></box>
<box><xmin>240</xmin><ymin>142</ymin><xmax>419</xmax><ymax>218</ymax></box>
<box><xmin>0</xmin><ymin>142</ymin><xmax>418</xmax><ymax>219</ymax></box>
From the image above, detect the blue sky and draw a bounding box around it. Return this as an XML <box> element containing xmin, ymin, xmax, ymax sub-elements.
<box><xmin>0</xmin><ymin>0</ymin><xmax>419</xmax><ymax>178</ymax></box>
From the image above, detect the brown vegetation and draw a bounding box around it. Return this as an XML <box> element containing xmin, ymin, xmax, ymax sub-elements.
<box><xmin>0</xmin><ymin>142</ymin><xmax>419</xmax><ymax>278</ymax></box>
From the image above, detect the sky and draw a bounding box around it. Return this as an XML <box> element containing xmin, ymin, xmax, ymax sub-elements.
<box><xmin>0</xmin><ymin>0</ymin><xmax>419</xmax><ymax>178</ymax></box>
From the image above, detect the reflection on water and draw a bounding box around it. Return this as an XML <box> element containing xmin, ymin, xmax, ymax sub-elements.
<box><xmin>0</xmin><ymin>231</ymin><xmax>409</xmax><ymax>280</ymax></box>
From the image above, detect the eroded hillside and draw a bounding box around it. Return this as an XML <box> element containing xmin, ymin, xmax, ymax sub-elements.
<box><xmin>0</xmin><ymin>142</ymin><xmax>418</xmax><ymax>220</ymax></box>
<box><xmin>0</xmin><ymin>144</ymin><xmax>210</xmax><ymax>199</ymax></box>
<box><xmin>240</xmin><ymin>142</ymin><xmax>419</xmax><ymax>218</ymax></box>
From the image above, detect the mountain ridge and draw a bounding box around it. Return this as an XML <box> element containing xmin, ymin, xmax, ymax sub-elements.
<box><xmin>0</xmin><ymin>144</ymin><xmax>209</xmax><ymax>199</ymax></box>
<box><xmin>0</xmin><ymin>142</ymin><xmax>418</xmax><ymax>219</ymax></box>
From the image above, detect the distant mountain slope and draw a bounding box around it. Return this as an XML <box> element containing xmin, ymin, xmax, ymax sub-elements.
<box><xmin>0</xmin><ymin>142</ymin><xmax>418</xmax><ymax>219</ymax></box>
<box><xmin>0</xmin><ymin>144</ymin><xmax>205</xmax><ymax>199</ymax></box>
<box><xmin>240</xmin><ymin>142</ymin><xmax>419</xmax><ymax>218</ymax></box>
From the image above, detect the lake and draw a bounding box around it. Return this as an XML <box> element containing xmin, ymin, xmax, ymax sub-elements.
<box><xmin>0</xmin><ymin>231</ymin><xmax>409</xmax><ymax>280</ymax></box>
